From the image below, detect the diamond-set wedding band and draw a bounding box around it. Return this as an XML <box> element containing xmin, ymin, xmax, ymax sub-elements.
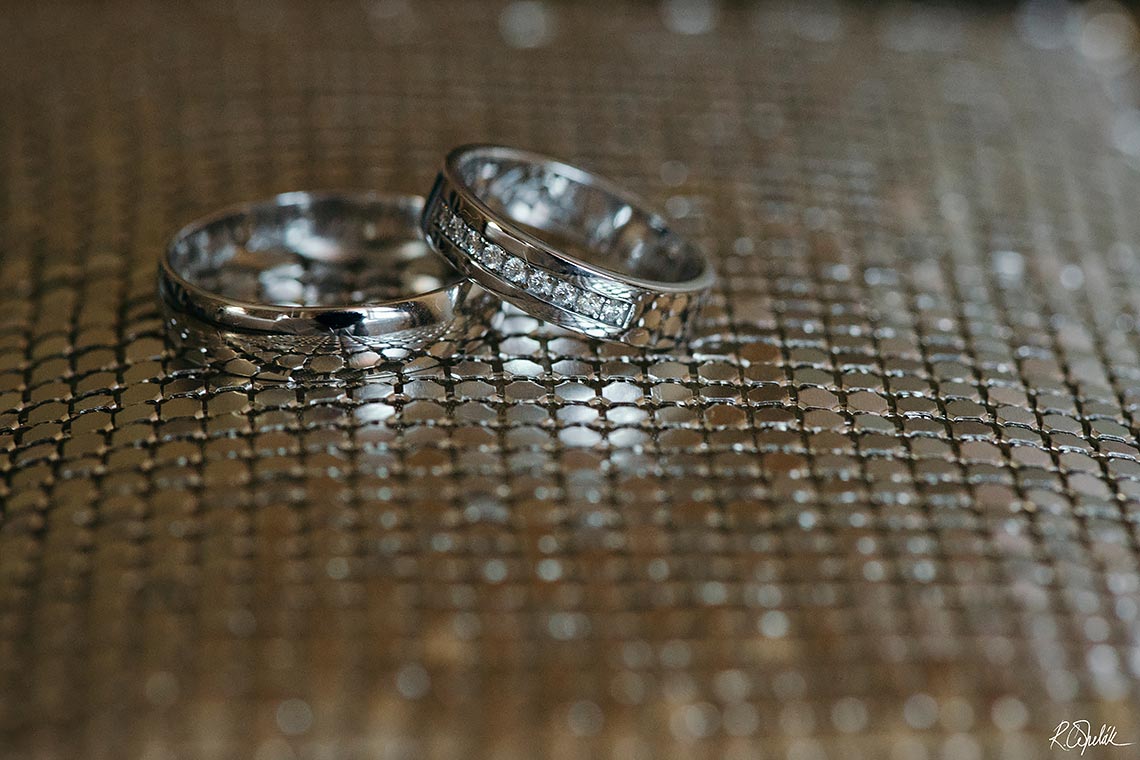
<box><xmin>421</xmin><ymin>145</ymin><xmax>715</xmax><ymax>349</ymax></box>
<box><xmin>429</xmin><ymin>202</ymin><xmax>634</xmax><ymax>328</ymax></box>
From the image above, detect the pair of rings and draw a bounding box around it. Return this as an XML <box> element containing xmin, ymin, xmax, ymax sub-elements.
<box><xmin>159</xmin><ymin>145</ymin><xmax>716</xmax><ymax>378</ymax></box>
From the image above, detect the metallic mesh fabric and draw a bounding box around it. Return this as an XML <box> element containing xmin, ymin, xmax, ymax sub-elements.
<box><xmin>3</xmin><ymin>1</ymin><xmax>1140</xmax><ymax>758</ymax></box>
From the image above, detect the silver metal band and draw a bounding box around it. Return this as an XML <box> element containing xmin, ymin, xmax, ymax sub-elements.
<box><xmin>161</xmin><ymin>298</ymin><xmax>496</xmax><ymax>384</ymax></box>
<box><xmin>420</xmin><ymin>145</ymin><xmax>715</xmax><ymax>349</ymax></box>
<box><xmin>159</xmin><ymin>192</ymin><xmax>497</xmax><ymax>378</ymax></box>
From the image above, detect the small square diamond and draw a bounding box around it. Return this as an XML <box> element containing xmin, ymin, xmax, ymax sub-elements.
<box><xmin>553</xmin><ymin>281</ymin><xmax>579</xmax><ymax>307</ymax></box>
<box><xmin>529</xmin><ymin>270</ymin><xmax>555</xmax><ymax>297</ymax></box>
<box><xmin>436</xmin><ymin>205</ymin><xmax>453</xmax><ymax>228</ymax></box>
<box><xmin>481</xmin><ymin>244</ymin><xmax>504</xmax><ymax>270</ymax></box>
<box><xmin>501</xmin><ymin>256</ymin><xmax>528</xmax><ymax>283</ymax></box>
<box><xmin>456</xmin><ymin>219</ymin><xmax>472</xmax><ymax>242</ymax></box>
<box><xmin>445</xmin><ymin>215</ymin><xmax>464</xmax><ymax>242</ymax></box>
<box><xmin>465</xmin><ymin>228</ymin><xmax>484</xmax><ymax>256</ymax></box>
<box><xmin>599</xmin><ymin>299</ymin><xmax>630</xmax><ymax>325</ymax></box>
<box><xmin>577</xmin><ymin>292</ymin><xmax>605</xmax><ymax>318</ymax></box>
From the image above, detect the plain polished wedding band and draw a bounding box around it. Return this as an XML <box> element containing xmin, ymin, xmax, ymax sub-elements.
<box><xmin>159</xmin><ymin>191</ymin><xmax>496</xmax><ymax>356</ymax></box>
<box><xmin>420</xmin><ymin>145</ymin><xmax>715</xmax><ymax>349</ymax></box>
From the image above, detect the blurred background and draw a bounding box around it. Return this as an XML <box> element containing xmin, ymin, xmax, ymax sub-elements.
<box><xmin>3</xmin><ymin>1</ymin><xmax>1140</xmax><ymax>758</ymax></box>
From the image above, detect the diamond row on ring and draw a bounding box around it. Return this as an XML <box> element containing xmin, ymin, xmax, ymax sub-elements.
<box><xmin>433</xmin><ymin>204</ymin><xmax>633</xmax><ymax>328</ymax></box>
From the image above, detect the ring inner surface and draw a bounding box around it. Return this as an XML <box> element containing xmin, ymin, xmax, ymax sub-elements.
<box><xmin>456</xmin><ymin>153</ymin><xmax>705</xmax><ymax>285</ymax></box>
<box><xmin>171</xmin><ymin>197</ymin><xmax>461</xmax><ymax>307</ymax></box>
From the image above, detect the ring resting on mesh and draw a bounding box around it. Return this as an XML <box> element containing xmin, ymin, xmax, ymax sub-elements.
<box><xmin>420</xmin><ymin>144</ymin><xmax>715</xmax><ymax>349</ymax></box>
<box><xmin>158</xmin><ymin>191</ymin><xmax>498</xmax><ymax>380</ymax></box>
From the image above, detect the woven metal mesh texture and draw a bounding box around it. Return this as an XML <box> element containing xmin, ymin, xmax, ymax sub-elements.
<box><xmin>3</xmin><ymin>1</ymin><xmax>1140</xmax><ymax>758</ymax></box>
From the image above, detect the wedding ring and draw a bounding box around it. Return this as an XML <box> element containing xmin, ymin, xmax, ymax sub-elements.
<box><xmin>421</xmin><ymin>145</ymin><xmax>715</xmax><ymax>349</ymax></box>
<box><xmin>159</xmin><ymin>191</ymin><xmax>497</xmax><ymax>380</ymax></box>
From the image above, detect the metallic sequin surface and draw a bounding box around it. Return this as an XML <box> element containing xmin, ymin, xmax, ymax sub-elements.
<box><xmin>2</xmin><ymin>1</ymin><xmax>1140</xmax><ymax>758</ymax></box>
